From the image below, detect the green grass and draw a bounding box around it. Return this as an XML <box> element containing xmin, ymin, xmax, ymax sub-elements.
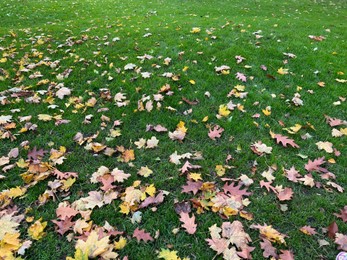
<box><xmin>0</xmin><ymin>0</ymin><xmax>346</xmax><ymax>259</ymax></box>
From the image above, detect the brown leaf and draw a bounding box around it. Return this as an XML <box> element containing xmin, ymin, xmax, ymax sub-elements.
<box><xmin>182</xmin><ymin>97</ymin><xmax>199</xmax><ymax>105</ymax></box>
<box><xmin>327</xmin><ymin>221</ymin><xmax>338</xmax><ymax>239</ymax></box>
<box><xmin>174</xmin><ymin>201</ymin><xmax>191</xmax><ymax>214</ymax></box>
<box><xmin>179</xmin><ymin>212</ymin><xmax>197</xmax><ymax>234</ymax></box>
<box><xmin>52</xmin><ymin>217</ymin><xmax>75</xmax><ymax>236</ymax></box>
<box><xmin>133</xmin><ymin>228</ymin><xmax>154</xmax><ymax>242</ymax></box>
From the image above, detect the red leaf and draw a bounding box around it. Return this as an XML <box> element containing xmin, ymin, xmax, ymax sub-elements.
<box><xmin>99</xmin><ymin>174</ymin><xmax>115</xmax><ymax>191</ymax></box>
<box><xmin>334</xmin><ymin>206</ymin><xmax>347</xmax><ymax>222</ymax></box>
<box><xmin>52</xmin><ymin>217</ymin><xmax>75</xmax><ymax>235</ymax></box>
<box><xmin>179</xmin><ymin>212</ymin><xmax>197</xmax><ymax>234</ymax></box>
<box><xmin>279</xmin><ymin>250</ymin><xmax>295</xmax><ymax>260</ymax></box>
<box><xmin>327</xmin><ymin>221</ymin><xmax>338</xmax><ymax>239</ymax></box>
<box><xmin>223</xmin><ymin>182</ymin><xmax>251</xmax><ymax>197</ymax></box>
<box><xmin>133</xmin><ymin>228</ymin><xmax>154</xmax><ymax>242</ymax></box>
<box><xmin>208</xmin><ymin>125</ymin><xmax>224</xmax><ymax>140</ymax></box>
<box><xmin>260</xmin><ymin>238</ymin><xmax>278</xmax><ymax>258</ymax></box>
<box><xmin>304</xmin><ymin>157</ymin><xmax>327</xmax><ymax>173</ymax></box>
<box><xmin>274</xmin><ymin>134</ymin><xmax>299</xmax><ymax>148</ymax></box>
<box><xmin>284</xmin><ymin>166</ymin><xmax>301</xmax><ymax>183</ymax></box>
<box><xmin>259</xmin><ymin>180</ymin><xmax>276</xmax><ymax>193</ymax></box>
<box><xmin>277</xmin><ymin>187</ymin><xmax>293</xmax><ymax>201</ymax></box>
<box><xmin>181</xmin><ymin>181</ymin><xmax>202</xmax><ymax>195</ymax></box>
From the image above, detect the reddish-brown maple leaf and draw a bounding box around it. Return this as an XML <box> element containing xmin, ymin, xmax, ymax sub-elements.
<box><xmin>279</xmin><ymin>250</ymin><xmax>295</xmax><ymax>260</ymax></box>
<box><xmin>274</xmin><ymin>134</ymin><xmax>299</xmax><ymax>148</ymax></box>
<box><xmin>335</xmin><ymin>233</ymin><xmax>347</xmax><ymax>251</ymax></box>
<box><xmin>181</xmin><ymin>181</ymin><xmax>203</xmax><ymax>195</ymax></box>
<box><xmin>27</xmin><ymin>146</ymin><xmax>47</xmax><ymax>160</ymax></box>
<box><xmin>56</xmin><ymin>206</ymin><xmax>79</xmax><ymax>220</ymax></box>
<box><xmin>208</xmin><ymin>125</ymin><xmax>224</xmax><ymax>140</ymax></box>
<box><xmin>334</xmin><ymin>206</ymin><xmax>347</xmax><ymax>222</ymax></box>
<box><xmin>277</xmin><ymin>187</ymin><xmax>293</xmax><ymax>201</ymax></box>
<box><xmin>304</xmin><ymin>157</ymin><xmax>327</xmax><ymax>173</ymax></box>
<box><xmin>284</xmin><ymin>166</ymin><xmax>301</xmax><ymax>183</ymax></box>
<box><xmin>133</xmin><ymin>228</ymin><xmax>154</xmax><ymax>242</ymax></box>
<box><xmin>52</xmin><ymin>217</ymin><xmax>75</xmax><ymax>235</ymax></box>
<box><xmin>299</xmin><ymin>226</ymin><xmax>317</xmax><ymax>235</ymax></box>
<box><xmin>327</xmin><ymin>221</ymin><xmax>338</xmax><ymax>239</ymax></box>
<box><xmin>223</xmin><ymin>182</ymin><xmax>251</xmax><ymax>197</ymax></box>
<box><xmin>260</xmin><ymin>238</ymin><xmax>278</xmax><ymax>258</ymax></box>
<box><xmin>139</xmin><ymin>191</ymin><xmax>165</xmax><ymax>208</ymax></box>
<box><xmin>179</xmin><ymin>160</ymin><xmax>201</xmax><ymax>174</ymax></box>
<box><xmin>179</xmin><ymin>212</ymin><xmax>197</xmax><ymax>234</ymax></box>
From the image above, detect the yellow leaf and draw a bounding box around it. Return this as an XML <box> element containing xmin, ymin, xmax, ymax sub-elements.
<box><xmin>202</xmin><ymin>116</ymin><xmax>209</xmax><ymax>122</ymax></box>
<box><xmin>262</xmin><ymin>108</ymin><xmax>271</xmax><ymax>116</ymax></box>
<box><xmin>177</xmin><ymin>121</ymin><xmax>187</xmax><ymax>133</ymax></box>
<box><xmin>283</xmin><ymin>124</ymin><xmax>302</xmax><ymax>134</ymax></box>
<box><xmin>234</xmin><ymin>85</ymin><xmax>245</xmax><ymax>91</ymax></box>
<box><xmin>188</xmin><ymin>173</ymin><xmax>202</xmax><ymax>181</ymax></box>
<box><xmin>218</xmin><ymin>105</ymin><xmax>230</xmax><ymax>117</ymax></box>
<box><xmin>37</xmin><ymin>114</ymin><xmax>52</xmax><ymax>121</ymax></box>
<box><xmin>75</xmin><ymin>230</ymin><xmax>111</xmax><ymax>258</ymax></box>
<box><xmin>61</xmin><ymin>178</ymin><xmax>76</xmax><ymax>191</ymax></box>
<box><xmin>189</xmin><ymin>80</ymin><xmax>195</xmax><ymax>85</ymax></box>
<box><xmin>215</xmin><ymin>165</ymin><xmax>225</xmax><ymax>176</ymax></box>
<box><xmin>37</xmin><ymin>38</ymin><xmax>45</xmax><ymax>45</ymax></box>
<box><xmin>145</xmin><ymin>184</ymin><xmax>156</xmax><ymax>197</ymax></box>
<box><xmin>114</xmin><ymin>237</ymin><xmax>127</xmax><ymax>250</ymax></box>
<box><xmin>340</xmin><ymin>128</ymin><xmax>347</xmax><ymax>135</ymax></box>
<box><xmin>28</xmin><ymin>219</ymin><xmax>47</xmax><ymax>240</ymax></box>
<box><xmin>8</xmin><ymin>187</ymin><xmax>27</xmax><ymax>198</ymax></box>
<box><xmin>190</xmin><ymin>27</ymin><xmax>201</xmax><ymax>33</ymax></box>
<box><xmin>119</xmin><ymin>203</ymin><xmax>130</xmax><ymax>215</ymax></box>
<box><xmin>328</xmin><ymin>158</ymin><xmax>336</xmax><ymax>164</ymax></box>
<box><xmin>138</xmin><ymin>166</ymin><xmax>153</xmax><ymax>177</ymax></box>
<box><xmin>0</xmin><ymin>58</ymin><xmax>7</xmax><ymax>63</ymax></box>
<box><xmin>158</xmin><ymin>248</ymin><xmax>179</xmax><ymax>260</ymax></box>
<box><xmin>182</xmin><ymin>66</ymin><xmax>189</xmax><ymax>72</ymax></box>
<box><xmin>277</xmin><ymin>67</ymin><xmax>289</xmax><ymax>75</ymax></box>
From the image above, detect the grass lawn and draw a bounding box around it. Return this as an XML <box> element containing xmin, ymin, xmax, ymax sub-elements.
<box><xmin>0</xmin><ymin>0</ymin><xmax>346</xmax><ymax>259</ymax></box>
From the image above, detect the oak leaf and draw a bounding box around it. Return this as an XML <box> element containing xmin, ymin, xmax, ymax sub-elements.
<box><xmin>279</xmin><ymin>250</ymin><xmax>295</xmax><ymax>260</ymax></box>
<box><xmin>208</xmin><ymin>125</ymin><xmax>224</xmax><ymax>140</ymax></box>
<box><xmin>335</xmin><ymin>233</ymin><xmax>347</xmax><ymax>251</ymax></box>
<box><xmin>334</xmin><ymin>206</ymin><xmax>347</xmax><ymax>222</ymax></box>
<box><xmin>179</xmin><ymin>212</ymin><xmax>197</xmax><ymax>234</ymax></box>
<box><xmin>223</xmin><ymin>182</ymin><xmax>251</xmax><ymax>197</ymax></box>
<box><xmin>260</xmin><ymin>238</ymin><xmax>278</xmax><ymax>258</ymax></box>
<box><xmin>273</xmin><ymin>134</ymin><xmax>299</xmax><ymax>148</ymax></box>
<box><xmin>299</xmin><ymin>226</ymin><xmax>317</xmax><ymax>236</ymax></box>
<box><xmin>133</xmin><ymin>228</ymin><xmax>154</xmax><ymax>242</ymax></box>
<box><xmin>181</xmin><ymin>181</ymin><xmax>202</xmax><ymax>195</ymax></box>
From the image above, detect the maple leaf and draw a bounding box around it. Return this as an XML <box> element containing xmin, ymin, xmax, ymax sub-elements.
<box><xmin>52</xmin><ymin>217</ymin><xmax>75</xmax><ymax>235</ymax></box>
<box><xmin>273</xmin><ymin>134</ymin><xmax>299</xmax><ymax>148</ymax></box>
<box><xmin>236</xmin><ymin>72</ymin><xmax>247</xmax><ymax>82</ymax></box>
<box><xmin>139</xmin><ymin>191</ymin><xmax>165</xmax><ymax>208</ymax></box>
<box><xmin>208</xmin><ymin>125</ymin><xmax>224</xmax><ymax>140</ymax></box>
<box><xmin>277</xmin><ymin>67</ymin><xmax>289</xmax><ymax>75</ymax></box>
<box><xmin>304</xmin><ymin>157</ymin><xmax>327</xmax><ymax>173</ymax></box>
<box><xmin>138</xmin><ymin>166</ymin><xmax>153</xmax><ymax>177</ymax></box>
<box><xmin>260</xmin><ymin>238</ymin><xmax>278</xmax><ymax>258</ymax></box>
<box><xmin>335</xmin><ymin>233</ymin><xmax>347</xmax><ymax>251</ymax></box>
<box><xmin>28</xmin><ymin>219</ymin><xmax>47</xmax><ymax>240</ymax></box>
<box><xmin>75</xmin><ymin>230</ymin><xmax>111</xmax><ymax>258</ymax></box>
<box><xmin>206</xmin><ymin>237</ymin><xmax>229</xmax><ymax>255</ymax></box>
<box><xmin>56</xmin><ymin>205</ymin><xmax>79</xmax><ymax>220</ymax></box>
<box><xmin>56</xmin><ymin>87</ymin><xmax>71</xmax><ymax>99</ymax></box>
<box><xmin>27</xmin><ymin>146</ymin><xmax>46</xmax><ymax>160</ymax></box>
<box><xmin>133</xmin><ymin>228</ymin><xmax>154</xmax><ymax>242</ymax></box>
<box><xmin>222</xmin><ymin>221</ymin><xmax>252</xmax><ymax>249</ymax></box>
<box><xmin>111</xmin><ymin>168</ymin><xmax>131</xmax><ymax>182</ymax></box>
<box><xmin>0</xmin><ymin>215</ymin><xmax>20</xmax><ymax>240</ymax></box>
<box><xmin>223</xmin><ymin>247</ymin><xmax>240</xmax><ymax>260</ymax></box>
<box><xmin>250</xmin><ymin>223</ymin><xmax>286</xmax><ymax>244</ymax></box>
<box><xmin>82</xmin><ymin>191</ymin><xmax>104</xmax><ymax>209</ymax></box>
<box><xmin>223</xmin><ymin>182</ymin><xmax>251</xmax><ymax>197</ymax></box>
<box><xmin>277</xmin><ymin>187</ymin><xmax>293</xmax><ymax>201</ymax></box>
<box><xmin>299</xmin><ymin>174</ymin><xmax>315</xmax><ymax>187</ymax></box>
<box><xmin>181</xmin><ymin>180</ymin><xmax>202</xmax><ymax>195</ymax></box>
<box><xmin>179</xmin><ymin>212</ymin><xmax>197</xmax><ymax>234</ymax></box>
<box><xmin>284</xmin><ymin>166</ymin><xmax>301</xmax><ymax>183</ymax></box>
<box><xmin>174</xmin><ymin>201</ymin><xmax>191</xmax><ymax>214</ymax></box>
<box><xmin>299</xmin><ymin>226</ymin><xmax>317</xmax><ymax>236</ymax></box>
<box><xmin>251</xmin><ymin>141</ymin><xmax>272</xmax><ymax>155</ymax></box>
<box><xmin>99</xmin><ymin>175</ymin><xmax>115</xmax><ymax>191</ymax></box>
<box><xmin>0</xmin><ymin>115</ymin><xmax>12</xmax><ymax>125</ymax></box>
<box><xmin>279</xmin><ymin>250</ymin><xmax>295</xmax><ymax>260</ymax></box>
<box><xmin>158</xmin><ymin>249</ymin><xmax>179</xmax><ymax>260</ymax></box>
<box><xmin>146</xmin><ymin>136</ymin><xmax>159</xmax><ymax>148</ymax></box>
<box><xmin>334</xmin><ymin>206</ymin><xmax>347</xmax><ymax>222</ymax></box>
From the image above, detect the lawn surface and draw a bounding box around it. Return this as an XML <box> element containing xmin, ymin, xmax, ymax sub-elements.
<box><xmin>0</xmin><ymin>0</ymin><xmax>346</xmax><ymax>259</ymax></box>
